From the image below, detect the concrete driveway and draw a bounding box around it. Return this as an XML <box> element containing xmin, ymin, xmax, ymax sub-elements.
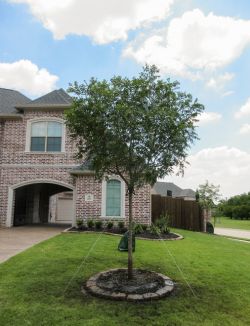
<box><xmin>214</xmin><ymin>227</ymin><xmax>250</xmax><ymax>240</ymax></box>
<box><xmin>0</xmin><ymin>225</ymin><xmax>67</xmax><ymax>263</ymax></box>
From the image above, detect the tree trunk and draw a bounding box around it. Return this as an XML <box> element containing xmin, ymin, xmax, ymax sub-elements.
<box><xmin>128</xmin><ymin>190</ymin><xmax>133</xmax><ymax>279</ymax></box>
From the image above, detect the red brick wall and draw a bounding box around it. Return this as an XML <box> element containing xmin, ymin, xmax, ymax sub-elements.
<box><xmin>0</xmin><ymin>109</ymin><xmax>151</xmax><ymax>226</ymax></box>
<box><xmin>75</xmin><ymin>176</ymin><xmax>151</xmax><ymax>226</ymax></box>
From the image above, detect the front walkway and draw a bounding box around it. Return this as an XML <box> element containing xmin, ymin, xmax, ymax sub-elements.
<box><xmin>0</xmin><ymin>225</ymin><xmax>67</xmax><ymax>263</ymax></box>
<box><xmin>214</xmin><ymin>227</ymin><xmax>250</xmax><ymax>240</ymax></box>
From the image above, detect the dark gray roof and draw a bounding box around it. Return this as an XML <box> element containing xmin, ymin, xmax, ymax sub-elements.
<box><xmin>180</xmin><ymin>189</ymin><xmax>196</xmax><ymax>198</ymax></box>
<box><xmin>70</xmin><ymin>160</ymin><xmax>94</xmax><ymax>175</ymax></box>
<box><xmin>28</xmin><ymin>89</ymin><xmax>72</xmax><ymax>106</ymax></box>
<box><xmin>0</xmin><ymin>88</ymin><xmax>30</xmax><ymax>114</ymax></box>
<box><xmin>153</xmin><ymin>182</ymin><xmax>182</xmax><ymax>197</ymax></box>
<box><xmin>152</xmin><ymin>182</ymin><xmax>195</xmax><ymax>199</ymax></box>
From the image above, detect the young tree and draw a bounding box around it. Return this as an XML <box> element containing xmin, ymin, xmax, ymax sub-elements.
<box><xmin>65</xmin><ymin>65</ymin><xmax>204</xmax><ymax>279</ymax></box>
<box><xmin>197</xmin><ymin>180</ymin><xmax>221</xmax><ymax>226</ymax></box>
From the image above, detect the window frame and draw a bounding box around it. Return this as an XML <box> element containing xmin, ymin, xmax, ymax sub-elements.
<box><xmin>101</xmin><ymin>176</ymin><xmax>125</xmax><ymax>218</ymax></box>
<box><xmin>26</xmin><ymin>117</ymin><xmax>66</xmax><ymax>153</ymax></box>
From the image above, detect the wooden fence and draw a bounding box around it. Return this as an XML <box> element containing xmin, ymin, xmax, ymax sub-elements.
<box><xmin>151</xmin><ymin>195</ymin><xmax>203</xmax><ymax>231</ymax></box>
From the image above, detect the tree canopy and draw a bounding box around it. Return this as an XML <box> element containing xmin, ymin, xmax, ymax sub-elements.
<box><xmin>197</xmin><ymin>180</ymin><xmax>221</xmax><ymax>209</ymax></box>
<box><xmin>217</xmin><ymin>192</ymin><xmax>250</xmax><ymax>220</ymax></box>
<box><xmin>66</xmin><ymin>65</ymin><xmax>204</xmax><ymax>190</ymax></box>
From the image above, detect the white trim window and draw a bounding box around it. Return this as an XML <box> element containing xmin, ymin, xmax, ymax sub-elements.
<box><xmin>26</xmin><ymin>118</ymin><xmax>65</xmax><ymax>153</ymax></box>
<box><xmin>102</xmin><ymin>177</ymin><xmax>125</xmax><ymax>218</ymax></box>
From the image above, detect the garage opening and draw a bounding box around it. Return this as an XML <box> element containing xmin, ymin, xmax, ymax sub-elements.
<box><xmin>13</xmin><ymin>183</ymin><xmax>73</xmax><ymax>226</ymax></box>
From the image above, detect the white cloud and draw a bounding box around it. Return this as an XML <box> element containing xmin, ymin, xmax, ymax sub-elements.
<box><xmin>164</xmin><ymin>147</ymin><xmax>250</xmax><ymax>198</ymax></box>
<box><xmin>0</xmin><ymin>60</ymin><xmax>58</xmax><ymax>96</ymax></box>
<box><xmin>239</xmin><ymin>124</ymin><xmax>250</xmax><ymax>135</ymax></box>
<box><xmin>221</xmin><ymin>90</ymin><xmax>234</xmax><ymax>97</ymax></box>
<box><xmin>206</xmin><ymin>73</ymin><xmax>234</xmax><ymax>90</ymax></box>
<box><xmin>197</xmin><ymin>112</ymin><xmax>222</xmax><ymax>125</ymax></box>
<box><xmin>10</xmin><ymin>0</ymin><xmax>174</xmax><ymax>44</ymax></box>
<box><xmin>123</xmin><ymin>9</ymin><xmax>250</xmax><ymax>80</ymax></box>
<box><xmin>235</xmin><ymin>98</ymin><xmax>250</xmax><ymax>119</ymax></box>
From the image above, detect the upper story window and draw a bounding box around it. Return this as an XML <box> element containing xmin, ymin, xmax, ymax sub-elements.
<box><xmin>31</xmin><ymin>121</ymin><xmax>62</xmax><ymax>152</ymax></box>
<box><xmin>26</xmin><ymin>118</ymin><xmax>65</xmax><ymax>153</ymax></box>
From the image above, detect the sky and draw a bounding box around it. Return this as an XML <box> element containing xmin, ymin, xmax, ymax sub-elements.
<box><xmin>0</xmin><ymin>0</ymin><xmax>250</xmax><ymax>198</ymax></box>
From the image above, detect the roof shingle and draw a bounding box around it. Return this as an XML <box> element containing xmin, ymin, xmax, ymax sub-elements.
<box><xmin>0</xmin><ymin>88</ymin><xmax>30</xmax><ymax>114</ymax></box>
<box><xmin>28</xmin><ymin>89</ymin><xmax>72</xmax><ymax>106</ymax></box>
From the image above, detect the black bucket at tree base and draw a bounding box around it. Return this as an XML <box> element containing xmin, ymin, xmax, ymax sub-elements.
<box><xmin>118</xmin><ymin>231</ymin><xmax>135</xmax><ymax>252</ymax></box>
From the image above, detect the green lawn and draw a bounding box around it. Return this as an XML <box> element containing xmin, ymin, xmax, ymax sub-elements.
<box><xmin>214</xmin><ymin>216</ymin><xmax>250</xmax><ymax>230</ymax></box>
<box><xmin>0</xmin><ymin>230</ymin><xmax>250</xmax><ymax>326</ymax></box>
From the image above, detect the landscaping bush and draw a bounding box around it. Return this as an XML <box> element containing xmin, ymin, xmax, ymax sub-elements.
<box><xmin>106</xmin><ymin>221</ymin><xmax>114</xmax><ymax>230</ymax></box>
<box><xmin>87</xmin><ymin>219</ymin><xmax>94</xmax><ymax>228</ymax></box>
<box><xmin>149</xmin><ymin>224</ymin><xmax>161</xmax><ymax>236</ymax></box>
<box><xmin>154</xmin><ymin>214</ymin><xmax>170</xmax><ymax>234</ymax></box>
<box><xmin>206</xmin><ymin>221</ymin><xmax>214</xmax><ymax>234</ymax></box>
<box><xmin>118</xmin><ymin>221</ymin><xmax>125</xmax><ymax>229</ymax></box>
<box><xmin>133</xmin><ymin>223</ymin><xmax>144</xmax><ymax>235</ymax></box>
<box><xmin>95</xmin><ymin>220</ymin><xmax>103</xmax><ymax>229</ymax></box>
<box><xmin>76</xmin><ymin>218</ymin><xmax>84</xmax><ymax>229</ymax></box>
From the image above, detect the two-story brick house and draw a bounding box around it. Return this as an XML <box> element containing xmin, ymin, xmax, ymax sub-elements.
<box><xmin>0</xmin><ymin>88</ymin><xmax>151</xmax><ymax>228</ymax></box>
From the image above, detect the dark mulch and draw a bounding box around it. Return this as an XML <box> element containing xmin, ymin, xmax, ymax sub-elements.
<box><xmin>69</xmin><ymin>226</ymin><xmax>127</xmax><ymax>234</ymax></box>
<box><xmin>68</xmin><ymin>227</ymin><xmax>179</xmax><ymax>240</ymax></box>
<box><xmin>97</xmin><ymin>269</ymin><xmax>165</xmax><ymax>294</ymax></box>
<box><xmin>136</xmin><ymin>232</ymin><xmax>179</xmax><ymax>240</ymax></box>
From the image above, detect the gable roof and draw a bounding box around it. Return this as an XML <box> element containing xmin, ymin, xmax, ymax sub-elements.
<box><xmin>0</xmin><ymin>88</ymin><xmax>30</xmax><ymax>115</ymax></box>
<box><xmin>29</xmin><ymin>89</ymin><xmax>72</xmax><ymax>105</ymax></box>
<box><xmin>152</xmin><ymin>181</ymin><xmax>196</xmax><ymax>199</ymax></box>
<box><xmin>16</xmin><ymin>89</ymin><xmax>72</xmax><ymax>109</ymax></box>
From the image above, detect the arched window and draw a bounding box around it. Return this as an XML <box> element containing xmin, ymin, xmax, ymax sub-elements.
<box><xmin>30</xmin><ymin>121</ymin><xmax>63</xmax><ymax>152</ymax></box>
<box><xmin>106</xmin><ymin>179</ymin><xmax>121</xmax><ymax>216</ymax></box>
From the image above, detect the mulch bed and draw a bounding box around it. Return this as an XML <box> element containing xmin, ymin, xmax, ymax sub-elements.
<box><xmin>84</xmin><ymin>268</ymin><xmax>175</xmax><ymax>301</ymax></box>
<box><xmin>67</xmin><ymin>227</ymin><xmax>181</xmax><ymax>240</ymax></box>
<box><xmin>97</xmin><ymin>269</ymin><xmax>165</xmax><ymax>294</ymax></box>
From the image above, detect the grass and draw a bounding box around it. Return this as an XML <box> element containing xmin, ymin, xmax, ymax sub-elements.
<box><xmin>0</xmin><ymin>230</ymin><xmax>250</xmax><ymax>326</ymax></box>
<box><xmin>213</xmin><ymin>216</ymin><xmax>250</xmax><ymax>230</ymax></box>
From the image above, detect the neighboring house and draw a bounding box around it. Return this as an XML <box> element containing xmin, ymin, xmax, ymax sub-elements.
<box><xmin>0</xmin><ymin>88</ymin><xmax>151</xmax><ymax>228</ymax></box>
<box><xmin>152</xmin><ymin>181</ymin><xmax>196</xmax><ymax>201</ymax></box>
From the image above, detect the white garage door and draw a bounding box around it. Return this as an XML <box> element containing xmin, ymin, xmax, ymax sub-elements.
<box><xmin>56</xmin><ymin>197</ymin><xmax>73</xmax><ymax>223</ymax></box>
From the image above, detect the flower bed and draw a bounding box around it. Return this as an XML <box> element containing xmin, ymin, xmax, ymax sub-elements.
<box><xmin>66</xmin><ymin>226</ymin><xmax>183</xmax><ymax>240</ymax></box>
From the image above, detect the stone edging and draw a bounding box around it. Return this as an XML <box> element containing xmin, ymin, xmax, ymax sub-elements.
<box><xmin>63</xmin><ymin>228</ymin><xmax>184</xmax><ymax>241</ymax></box>
<box><xmin>84</xmin><ymin>268</ymin><xmax>175</xmax><ymax>301</ymax></box>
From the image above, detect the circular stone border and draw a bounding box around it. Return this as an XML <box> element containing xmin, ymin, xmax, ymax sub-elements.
<box><xmin>84</xmin><ymin>268</ymin><xmax>175</xmax><ymax>301</ymax></box>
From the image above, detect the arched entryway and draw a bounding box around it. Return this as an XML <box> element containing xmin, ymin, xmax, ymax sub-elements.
<box><xmin>7</xmin><ymin>180</ymin><xmax>75</xmax><ymax>227</ymax></box>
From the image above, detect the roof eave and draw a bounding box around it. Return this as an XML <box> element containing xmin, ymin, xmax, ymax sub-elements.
<box><xmin>70</xmin><ymin>169</ymin><xmax>95</xmax><ymax>176</ymax></box>
<box><xmin>0</xmin><ymin>113</ymin><xmax>23</xmax><ymax>120</ymax></box>
<box><xmin>16</xmin><ymin>104</ymin><xmax>72</xmax><ymax>111</ymax></box>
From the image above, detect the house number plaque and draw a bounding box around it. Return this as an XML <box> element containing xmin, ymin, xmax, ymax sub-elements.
<box><xmin>85</xmin><ymin>194</ymin><xmax>94</xmax><ymax>202</ymax></box>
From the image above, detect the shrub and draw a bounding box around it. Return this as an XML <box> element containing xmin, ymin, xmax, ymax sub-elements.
<box><xmin>87</xmin><ymin>219</ymin><xmax>94</xmax><ymax>228</ymax></box>
<box><xmin>76</xmin><ymin>218</ymin><xmax>84</xmax><ymax>229</ymax></box>
<box><xmin>206</xmin><ymin>221</ymin><xmax>214</xmax><ymax>234</ymax></box>
<box><xmin>106</xmin><ymin>221</ymin><xmax>114</xmax><ymax>230</ymax></box>
<box><xmin>118</xmin><ymin>221</ymin><xmax>125</xmax><ymax>229</ymax></box>
<box><xmin>149</xmin><ymin>224</ymin><xmax>161</xmax><ymax>236</ymax></box>
<box><xmin>141</xmin><ymin>224</ymin><xmax>148</xmax><ymax>232</ymax></box>
<box><xmin>155</xmin><ymin>214</ymin><xmax>170</xmax><ymax>234</ymax></box>
<box><xmin>133</xmin><ymin>223</ymin><xmax>144</xmax><ymax>235</ymax></box>
<box><xmin>95</xmin><ymin>220</ymin><xmax>103</xmax><ymax>229</ymax></box>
